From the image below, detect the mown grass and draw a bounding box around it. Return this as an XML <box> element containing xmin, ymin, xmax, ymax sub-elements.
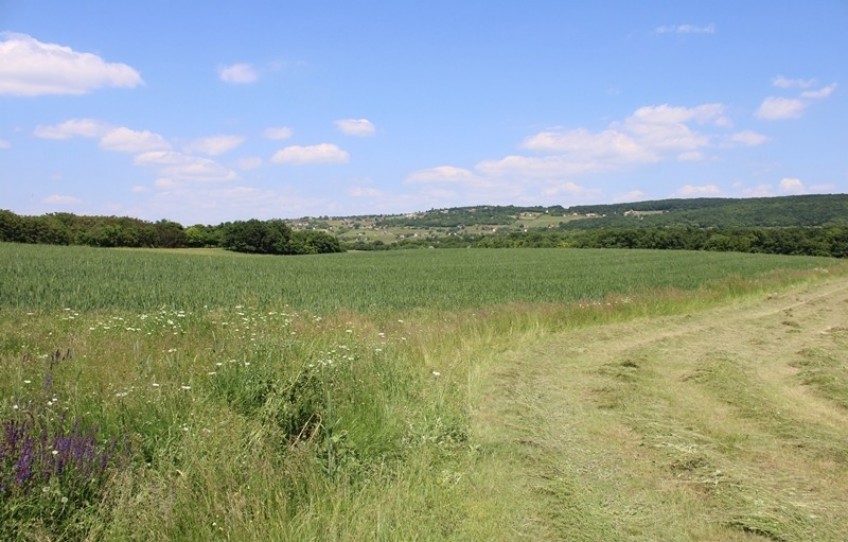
<box><xmin>1</xmin><ymin>241</ymin><xmax>847</xmax><ymax>540</ymax></box>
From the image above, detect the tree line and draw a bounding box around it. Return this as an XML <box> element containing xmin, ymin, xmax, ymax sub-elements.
<box><xmin>345</xmin><ymin>226</ymin><xmax>848</xmax><ymax>258</ymax></box>
<box><xmin>0</xmin><ymin>211</ymin><xmax>341</xmax><ymax>255</ymax></box>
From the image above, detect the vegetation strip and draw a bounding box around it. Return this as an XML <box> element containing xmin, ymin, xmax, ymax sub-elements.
<box><xmin>2</xmin><ymin>242</ymin><xmax>847</xmax><ymax>540</ymax></box>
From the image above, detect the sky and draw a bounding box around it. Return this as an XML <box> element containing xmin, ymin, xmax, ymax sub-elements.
<box><xmin>1</xmin><ymin>1</ymin><xmax>846</xmax><ymax>225</ymax></box>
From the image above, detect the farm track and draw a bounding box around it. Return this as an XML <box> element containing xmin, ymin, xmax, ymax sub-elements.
<box><xmin>471</xmin><ymin>275</ymin><xmax>848</xmax><ymax>541</ymax></box>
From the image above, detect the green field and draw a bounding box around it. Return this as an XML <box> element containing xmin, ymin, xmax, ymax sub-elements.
<box><xmin>2</xmin><ymin>242</ymin><xmax>847</xmax><ymax>541</ymax></box>
<box><xmin>1</xmin><ymin>243</ymin><xmax>840</xmax><ymax>312</ymax></box>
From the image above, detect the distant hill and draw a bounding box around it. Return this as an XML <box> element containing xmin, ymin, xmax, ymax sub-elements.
<box><xmin>304</xmin><ymin>194</ymin><xmax>848</xmax><ymax>235</ymax></box>
<box><xmin>558</xmin><ymin>194</ymin><xmax>848</xmax><ymax>230</ymax></box>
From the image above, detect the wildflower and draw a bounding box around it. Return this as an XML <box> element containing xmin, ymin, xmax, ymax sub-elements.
<box><xmin>432</xmin><ymin>371</ymin><xmax>442</xmax><ymax>378</ymax></box>
<box><xmin>180</xmin><ymin>385</ymin><xmax>191</xmax><ymax>391</ymax></box>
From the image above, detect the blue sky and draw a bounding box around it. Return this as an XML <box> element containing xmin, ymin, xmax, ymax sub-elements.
<box><xmin>1</xmin><ymin>1</ymin><xmax>845</xmax><ymax>225</ymax></box>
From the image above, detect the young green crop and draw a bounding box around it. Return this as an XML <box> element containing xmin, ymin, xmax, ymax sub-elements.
<box><xmin>1</xmin><ymin>242</ymin><xmax>842</xmax><ymax>313</ymax></box>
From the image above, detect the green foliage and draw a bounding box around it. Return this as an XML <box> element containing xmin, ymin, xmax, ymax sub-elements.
<box><xmin>0</xmin><ymin>243</ymin><xmax>841</xmax><ymax>313</ymax></box>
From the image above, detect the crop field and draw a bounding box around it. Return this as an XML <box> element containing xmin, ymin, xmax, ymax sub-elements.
<box><xmin>2</xmin><ymin>241</ymin><xmax>847</xmax><ymax>541</ymax></box>
<box><xmin>1</xmin><ymin>243</ymin><xmax>841</xmax><ymax>312</ymax></box>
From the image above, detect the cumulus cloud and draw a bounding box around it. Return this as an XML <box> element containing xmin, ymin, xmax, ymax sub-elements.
<box><xmin>0</xmin><ymin>33</ymin><xmax>142</xmax><ymax>96</ymax></box>
<box><xmin>483</xmin><ymin>103</ymin><xmax>730</xmax><ymax>180</ymax></box>
<box><xmin>755</xmin><ymin>97</ymin><xmax>807</xmax><ymax>120</ymax></box>
<box><xmin>134</xmin><ymin>151</ymin><xmax>238</xmax><ymax>182</ymax></box>
<box><xmin>335</xmin><ymin>118</ymin><xmax>376</xmax><ymax>137</ymax></box>
<box><xmin>756</xmin><ymin>81</ymin><xmax>836</xmax><ymax>120</ymax></box>
<box><xmin>184</xmin><ymin>135</ymin><xmax>245</xmax><ymax>156</ymax></box>
<box><xmin>655</xmin><ymin>23</ymin><xmax>715</xmax><ymax>34</ymax></box>
<box><xmin>263</xmin><ymin>126</ymin><xmax>293</xmax><ymax>140</ymax></box>
<box><xmin>676</xmin><ymin>184</ymin><xmax>721</xmax><ymax>197</ymax></box>
<box><xmin>100</xmin><ymin>127</ymin><xmax>171</xmax><ymax>153</ymax></box>
<box><xmin>43</xmin><ymin>194</ymin><xmax>82</xmax><ymax>205</ymax></box>
<box><xmin>218</xmin><ymin>63</ymin><xmax>258</xmax><ymax>84</ymax></box>
<box><xmin>271</xmin><ymin>143</ymin><xmax>349</xmax><ymax>165</ymax></box>
<box><xmin>34</xmin><ymin>118</ymin><xmax>110</xmax><ymax>139</ymax></box>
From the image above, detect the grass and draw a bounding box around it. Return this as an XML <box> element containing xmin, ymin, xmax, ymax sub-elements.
<box><xmin>1</xmin><ymin>241</ymin><xmax>848</xmax><ymax>540</ymax></box>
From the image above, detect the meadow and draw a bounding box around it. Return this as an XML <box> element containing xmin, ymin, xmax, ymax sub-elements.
<box><xmin>1</xmin><ymin>242</ymin><xmax>847</xmax><ymax>541</ymax></box>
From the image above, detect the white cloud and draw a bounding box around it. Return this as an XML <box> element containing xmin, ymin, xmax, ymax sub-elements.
<box><xmin>184</xmin><ymin>135</ymin><xmax>245</xmax><ymax>156</ymax></box>
<box><xmin>801</xmin><ymin>83</ymin><xmax>836</xmax><ymax>99</ymax></box>
<box><xmin>263</xmin><ymin>126</ymin><xmax>293</xmax><ymax>140</ymax></box>
<box><xmin>0</xmin><ymin>138</ymin><xmax>9</xmax><ymax>149</ymax></box>
<box><xmin>756</xmin><ymin>81</ymin><xmax>836</xmax><ymax>120</ymax></box>
<box><xmin>348</xmin><ymin>186</ymin><xmax>384</xmax><ymax>197</ymax></box>
<box><xmin>676</xmin><ymin>184</ymin><xmax>721</xmax><ymax>197</ymax></box>
<box><xmin>218</xmin><ymin>63</ymin><xmax>258</xmax><ymax>84</ymax></box>
<box><xmin>43</xmin><ymin>194</ymin><xmax>82</xmax><ymax>205</ymax></box>
<box><xmin>542</xmin><ymin>181</ymin><xmax>597</xmax><ymax>197</ymax></box>
<box><xmin>476</xmin><ymin>154</ymin><xmax>605</xmax><ymax>179</ymax></box>
<box><xmin>655</xmin><ymin>23</ymin><xmax>715</xmax><ymax>34</ymax></box>
<box><xmin>34</xmin><ymin>118</ymin><xmax>110</xmax><ymax>139</ymax></box>
<box><xmin>405</xmin><ymin>166</ymin><xmax>489</xmax><ymax>186</ymax></box>
<box><xmin>336</xmin><ymin>118</ymin><xmax>376</xmax><ymax>137</ymax></box>
<box><xmin>236</xmin><ymin>156</ymin><xmax>263</xmax><ymax>170</ymax></box>
<box><xmin>729</xmin><ymin>130</ymin><xmax>769</xmax><ymax>146</ymax></box>
<box><xmin>614</xmin><ymin>190</ymin><xmax>647</xmax><ymax>203</ymax></box>
<box><xmin>100</xmin><ymin>127</ymin><xmax>171</xmax><ymax>153</ymax></box>
<box><xmin>490</xmin><ymin>103</ymin><xmax>729</xmax><ymax>180</ymax></box>
<box><xmin>755</xmin><ymin>97</ymin><xmax>807</xmax><ymax>120</ymax></box>
<box><xmin>271</xmin><ymin>143</ymin><xmax>350</xmax><ymax>165</ymax></box>
<box><xmin>779</xmin><ymin>177</ymin><xmax>806</xmax><ymax>194</ymax></box>
<box><xmin>772</xmin><ymin>76</ymin><xmax>815</xmax><ymax>89</ymax></box>
<box><xmin>134</xmin><ymin>151</ymin><xmax>238</xmax><ymax>182</ymax></box>
<box><xmin>130</xmin><ymin>185</ymin><xmax>150</xmax><ymax>193</ymax></box>
<box><xmin>0</xmin><ymin>32</ymin><xmax>142</xmax><ymax>96</ymax></box>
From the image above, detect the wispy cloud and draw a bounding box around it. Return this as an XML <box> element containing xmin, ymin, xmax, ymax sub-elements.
<box><xmin>655</xmin><ymin>23</ymin><xmax>715</xmax><ymax>35</ymax></box>
<box><xmin>263</xmin><ymin>126</ymin><xmax>293</xmax><ymax>140</ymax></box>
<box><xmin>772</xmin><ymin>76</ymin><xmax>815</xmax><ymax>89</ymax></box>
<box><xmin>676</xmin><ymin>184</ymin><xmax>721</xmax><ymax>197</ymax></box>
<box><xmin>0</xmin><ymin>138</ymin><xmax>10</xmax><ymax>149</ymax></box>
<box><xmin>729</xmin><ymin>130</ymin><xmax>769</xmax><ymax>146</ymax></box>
<box><xmin>405</xmin><ymin>166</ymin><xmax>492</xmax><ymax>188</ymax></box>
<box><xmin>217</xmin><ymin>63</ymin><xmax>258</xmax><ymax>84</ymax></box>
<box><xmin>34</xmin><ymin>118</ymin><xmax>110</xmax><ymax>139</ymax></box>
<box><xmin>43</xmin><ymin>194</ymin><xmax>82</xmax><ymax>205</ymax></box>
<box><xmin>271</xmin><ymin>143</ymin><xmax>350</xmax><ymax>165</ymax></box>
<box><xmin>335</xmin><ymin>118</ymin><xmax>376</xmax><ymax>137</ymax></box>
<box><xmin>184</xmin><ymin>135</ymin><xmax>245</xmax><ymax>156</ymax></box>
<box><xmin>0</xmin><ymin>32</ymin><xmax>142</xmax><ymax>96</ymax></box>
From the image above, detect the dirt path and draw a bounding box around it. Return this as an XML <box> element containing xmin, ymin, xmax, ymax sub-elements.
<box><xmin>469</xmin><ymin>276</ymin><xmax>848</xmax><ymax>541</ymax></box>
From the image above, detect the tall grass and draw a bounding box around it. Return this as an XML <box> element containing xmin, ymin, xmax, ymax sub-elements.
<box><xmin>1</xmin><ymin>242</ymin><xmax>846</xmax><ymax>540</ymax></box>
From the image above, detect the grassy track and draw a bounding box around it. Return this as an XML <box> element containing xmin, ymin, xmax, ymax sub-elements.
<box><xmin>469</xmin><ymin>276</ymin><xmax>848</xmax><ymax>540</ymax></box>
<box><xmin>2</xmin><ymin>242</ymin><xmax>848</xmax><ymax>540</ymax></box>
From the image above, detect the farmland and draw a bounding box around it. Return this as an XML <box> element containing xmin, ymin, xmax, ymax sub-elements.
<box><xmin>2</xmin><ymin>242</ymin><xmax>848</xmax><ymax>541</ymax></box>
